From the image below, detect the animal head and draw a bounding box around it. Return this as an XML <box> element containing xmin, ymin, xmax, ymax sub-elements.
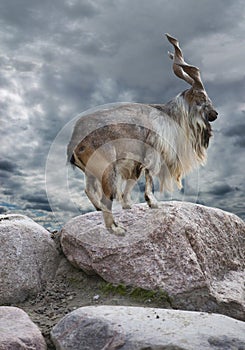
<box><xmin>166</xmin><ymin>33</ymin><xmax>218</xmax><ymax>123</ymax></box>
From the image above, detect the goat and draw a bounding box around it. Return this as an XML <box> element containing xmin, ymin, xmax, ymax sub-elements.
<box><xmin>67</xmin><ymin>34</ymin><xmax>218</xmax><ymax>235</ymax></box>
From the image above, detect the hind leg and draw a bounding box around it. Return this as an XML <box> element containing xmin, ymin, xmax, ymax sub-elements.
<box><xmin>85</xmin><ymin>174</ymin><xmax>103</xmax><ymax>211</ymax></box>
<box><xmin>145</xmin><ymin>169</ymin><xmax>158</xmax><ymax>208</ymax></box>
<box><xmin>121</xmin><ymin>162</ymin><xmax>143</xmax><ymax>209</ymax></box>
<box><xmin>121</xmin><ymin>179</ymin><xmax>136</xmax><ymax>209</ymax></box>
<box><xmin>101</xmin><ymin>195</ymin><xmax>125</xmax><ymax>235</ymax></box>
<box><xmin>101</xmin><ymin>165</ymin><xmax>126</xmax><ymax>236</ymax></box>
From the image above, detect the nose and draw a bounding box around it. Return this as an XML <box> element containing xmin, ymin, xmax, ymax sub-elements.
<box><xmin>208</xmin><ymin>110</ymin><xmax>218</xmax><ymax>122</ymax></box>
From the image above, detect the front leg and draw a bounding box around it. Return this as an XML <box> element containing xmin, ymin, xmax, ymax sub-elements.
<box><xmin>145</xmin><ymin>169</ymin><xmax>158</xmax><ymax>208</ymax></box>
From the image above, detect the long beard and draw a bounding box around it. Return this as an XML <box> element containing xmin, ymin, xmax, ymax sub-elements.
<box><xmin>202</xmin><ymin>118</ymin><xmax>212</xmax><ymax>148</ymax></box>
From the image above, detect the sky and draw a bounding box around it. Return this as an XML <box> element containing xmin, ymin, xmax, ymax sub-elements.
<box><xmin>0</xmin><ymin>0</ymin><xmax>244</xmax><ymax>230</ymax></box>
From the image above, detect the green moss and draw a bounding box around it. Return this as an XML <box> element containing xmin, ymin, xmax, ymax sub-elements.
<box><xmin>101</xmin><ymin>283</ymin><xmax>128</xmax><ymax>296</ymax></box>
<box><xmin>100</xmin><ymin>282</ymin><xmax>172</xmax><ymax>305</ymax></box>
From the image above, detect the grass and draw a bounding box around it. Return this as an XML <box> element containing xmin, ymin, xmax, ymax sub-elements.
<box><xmin>100</xmin><ymin>282</ymin><xmax>173</xmax><ymax>305</ymax></box>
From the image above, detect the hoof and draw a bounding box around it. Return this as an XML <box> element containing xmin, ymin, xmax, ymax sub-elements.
<box><xmin>149</xmin><ymin>202</ymin><xmax>159</xmax><ymax>209</ymax></box>
<box><xmin>108</xmin><ymin>223</ymin><xmax>126</xmax><ymax>236</ymax></box>
<box><xmin>122</xmin><ymin>203</ymin><xmax>132</xmax><ymax>209</ymax></box>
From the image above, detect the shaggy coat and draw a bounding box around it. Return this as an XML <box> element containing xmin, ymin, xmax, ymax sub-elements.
<box><xmin>67</xmin><ymin>34</ymin><xmax>218</xmax><ymax>234</ymax></box>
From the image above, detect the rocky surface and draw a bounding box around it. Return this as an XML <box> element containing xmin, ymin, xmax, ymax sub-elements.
<box><xmin>0</xmin><ymin>214</ymin><xmax>60</xmax><ymax>304</ymax></box>
<box><xmin>0</xmin><ymin>306</ymin><xmax>46</xmax><ymax>349</ymax></box>
<box><xmin>51</xmin><ymin>305</ymin><xmax>245</xmax><ymax>350</ymax></box>
<box><xmin>15</xmin><ymin>255</ymin><xmax>174</xmax><ymax>349</ymax></box>
<box><xmin>1</xmin><ymin>205</ymin><xmax>244</xmax><ymax>349</ymax></box>
<box><xmin>60</xmin><ymin>201</ymin><xmax>245</xmax><ymax>320</ymax></box>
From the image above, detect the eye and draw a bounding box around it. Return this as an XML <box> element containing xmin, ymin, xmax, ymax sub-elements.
<box><xmin>196</xmin><ymin>100</ymin><xmax>203</xmax><ymax>106</ymax></box>
<box><xmin>196</xmin><ymin>97</ymin><xmax>206</xmax><ymax>106</ymax></box>
<box><xmin>195</xmin><ymin>92</ymin><xmax>208</xmax><ymax>106</ymax></box>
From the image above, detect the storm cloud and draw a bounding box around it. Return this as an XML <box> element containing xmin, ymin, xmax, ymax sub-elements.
<box><xmin>0</xmin><ymin>0</ymin><xmax>244</xmax><ymax>228</ymax></box>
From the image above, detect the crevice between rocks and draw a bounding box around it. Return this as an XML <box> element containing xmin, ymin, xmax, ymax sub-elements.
<box><xmin>184</xmin><ymin>226</ymin><xmax>209</xmax><ymax>282</ymax></box>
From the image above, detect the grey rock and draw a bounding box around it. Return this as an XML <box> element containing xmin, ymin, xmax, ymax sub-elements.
<box><xmin>51</xmin><ymin>313</ymin><xmax>125</xmax><ymax>350</ymax></box>
<box><xmin>60</xmin><ymin>201</ymin><xmax>245</xmax><ymax>319</ymax></box>
<box><xmin>0</xmin><ymin>214</ymin><xmax>60</xmax><ymax>304</ymax></box>
<box><xmin>0</xmin><ymin>306</ymin><xmax>46</xmax><ymax>349</ymax></box>
<box><xmin>51</xmin><ymin>305</ymin><xmax>245</xmax><ymax>350</ymax></box>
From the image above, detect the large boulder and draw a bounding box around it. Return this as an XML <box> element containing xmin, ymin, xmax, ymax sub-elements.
<box><xmin>51</xmin><ymin>305</ymin><xmax>245</xmax><ymax>350</ymax></box>
<box><xmin>0</xmin><ymin>214</ymin><xmax>60</xmax><ymax>304</ymax></box>
<box><xmin>0</xmin><ymin>306</ymin><xmax>46</xmax><ymax>349</ymax></box>
<box><xmin>60</xmin><ymin>201</ymin><xmax>245</xmax><ymax>320</ymax></box>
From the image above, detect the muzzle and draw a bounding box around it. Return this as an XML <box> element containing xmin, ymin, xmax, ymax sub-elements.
<box><xmin>207</xmin><ymin>110</ymin><xmax>218</xmax><ymax>122</ymax></box>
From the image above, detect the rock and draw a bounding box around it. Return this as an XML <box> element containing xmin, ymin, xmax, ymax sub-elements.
<box><xmin>0</xmin><ymin>214</ymin><xmax>60</xmax><ymax>304</ymax></box>
<box><xmin>51</xmin><ymin>305</ymin><xmax>245</xmax><ymax>350</ymax></box>
<box><xmin>60</xmin><ymin>201</ymin><xmax>245</xmax><ymax>320</ymax></box>
<box><xmin>0</xmin><ymin>306</ymin><xmax>46</xmax><ymax>349</ymax></box>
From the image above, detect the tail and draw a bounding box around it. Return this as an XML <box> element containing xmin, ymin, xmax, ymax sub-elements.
<box><xmin>67</xmin><ymin>140</ymin><xmax>77</xmax><ymax>168</ymax></box>
<box><xmin>68</xmin><ymin>150</ymin><xmax>86</xmax><ymax>172</ymax></box>
<box><xmin>69</xmin><ymin>153</ymin><xmax>76</xmax><ymax>167</ymax></box>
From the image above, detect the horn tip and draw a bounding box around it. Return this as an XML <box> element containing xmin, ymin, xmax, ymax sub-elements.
<box><xmin>165</xmin><ymin>33</ymin><xmax>178</xmax><ymax>45</ymax></box>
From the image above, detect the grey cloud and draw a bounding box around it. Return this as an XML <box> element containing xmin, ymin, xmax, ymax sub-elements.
<box><xmin>1</xmin><ymin>176</ymin><xmax>23</xmax><ymax>189</ymax></box>
<box><xmin>222</xmin><ymin>119</ymin><xmax>245</xmax><ymax>148</ymax></box>
<box><xmin>0</xmin><ymin>55</ymin><xmax>38</xmax><ymax>74</ymax></box>
<box><xmin>236</xmin><ymin>138</ymin><xmax>245</xmax><ymax>148</ymax></box>
<box><xmin>0</xmin><ymin>177</ymin><xmax>24</xmax><ymax>207</ymax></box>
<box><xmin>11</xmin><ymin>58</ymin><xmax>38</xmax><ymax>73</ymax></box>
<box><xmin>39</xmin><ymin>63</ymin><xmax>98</xmax><ymax>106</ymax></box>
<box><xmin>0</xmin><ymin>171</ymin><xmax>10</xmax><ymax>179</ymax></box>
<box><xmin>62</xmin><ymin>0</ymin><xmax>101</xmax><ymax>19</ymax></box>
<box><xmin>223</xmin><ymin>122</ymin><xmax>245</xmax><ymax>138</ymax></box>
<box><xmin>0</xmin><ymin>0</ymin><xmax>101</xmax><ymax>51</ymax></box>
<box><xmin>206</xmin><ymin>80</ymin><xmax>245</xmax><ymax>108</ymax></box>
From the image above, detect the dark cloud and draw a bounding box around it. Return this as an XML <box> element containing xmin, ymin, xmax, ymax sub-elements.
<box><xmin>208</xmin><ymin>184</ymin><xmax>235</xmax><ymax>196</ymax></box>
<box><xmin>2</xmin><ymin>189</ymin><xmax>14</xmax><ymax>196</ymax></box>
<box><xmin>20</xmin><ymin>192</ymin><xmax>49</xmax><ymax>205</ymax></box>
<box><xmin>0</xmin><ymin>160</ymin><xmax>16</xmax><ymax>173</ymax></box>
<box><xmin>0</xmin><ymin>160</ymin><xmax>23</xmax><ymax>181</ymax></box>
<box><xmin>20</xmin><ymin>191</ymin><xmax>52</xmax><ymax>212</ymax></box>
<box><xmin>0</xmin><ymin>206</ymin><xmax>7</xmax><ymax>214</ymax></box>
<box><xmin>24</xmin><ymin>203</ymin><xmax>52</xmax><ymax>212</ymax></box>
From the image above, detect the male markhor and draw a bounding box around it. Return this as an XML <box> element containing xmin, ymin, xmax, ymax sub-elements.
<box><xmin>67</xmin><ymin>34</ymin><xmax>218</xmax><ymax>235</ymax></box>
